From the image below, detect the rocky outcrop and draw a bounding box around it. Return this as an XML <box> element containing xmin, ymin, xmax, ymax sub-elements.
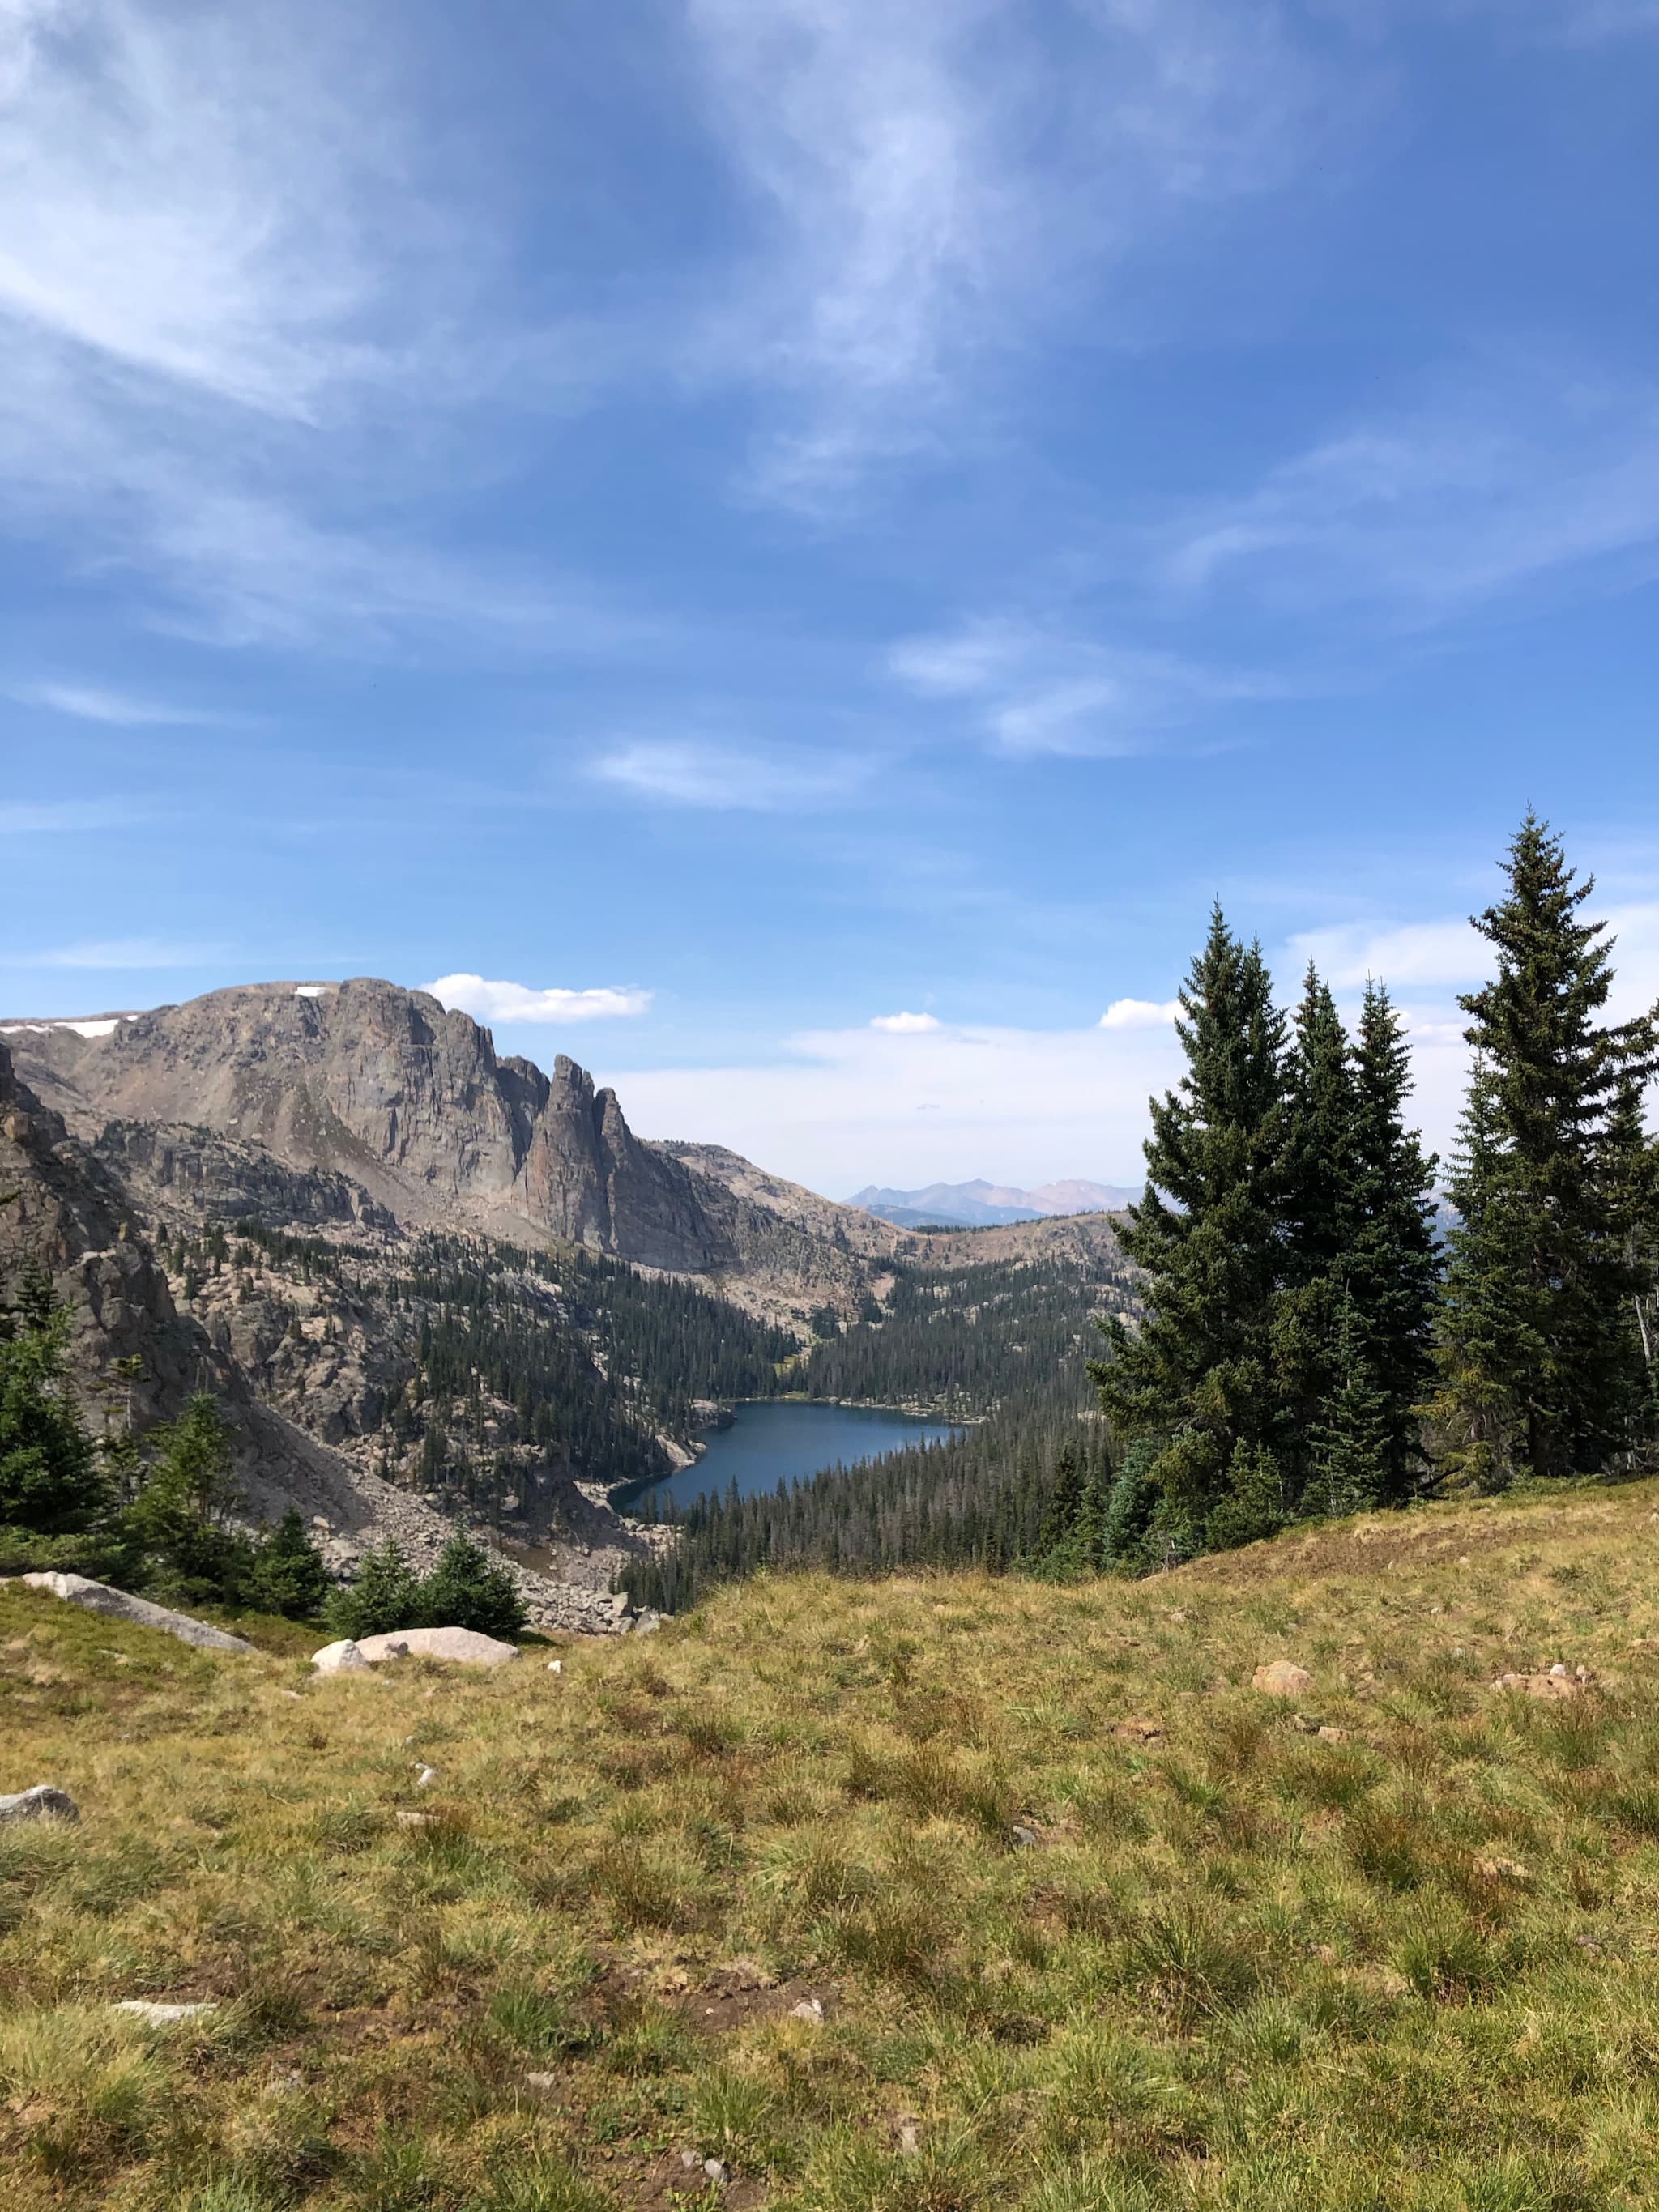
<box><xmin>95</xmin><ymin>1119</ymin><xmax>398</xmax><ymax>1231</ymax></box>
<box><xmin>12</xmin><ymin>1572</ymin><xmax>254</xmax><ymax>1652</ymax></box>
<box><xmin>7</xmin><ymin>981</ymin><xmax>731</xmax><ymax>1270</ymax></box>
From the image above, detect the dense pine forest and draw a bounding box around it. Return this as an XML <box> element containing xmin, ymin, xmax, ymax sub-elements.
<box><xmin>791</xmin><ymin>1246</ymin><xmax>1137</xmax><ymax>1412</ymax></box>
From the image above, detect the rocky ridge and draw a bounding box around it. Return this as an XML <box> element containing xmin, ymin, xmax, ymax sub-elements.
<box><xmin>7</xmin><ymin>980</ymin><xmax>733</xmax><ymax>1272</ymax></box>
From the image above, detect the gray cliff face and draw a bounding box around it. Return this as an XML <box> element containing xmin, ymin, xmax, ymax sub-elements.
<box><xmin>8</xmin><ymin>981</ymin><xmax>731</xmax><ymax>1271</ymax></box>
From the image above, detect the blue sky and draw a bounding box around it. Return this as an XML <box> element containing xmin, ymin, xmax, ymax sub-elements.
<box><xmin>3</xmin><ymin>0</ymin><xmax>1657</xmax><ymax>1195</ymax></box>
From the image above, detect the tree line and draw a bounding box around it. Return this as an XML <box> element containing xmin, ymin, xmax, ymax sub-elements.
<box><xmin>1078</xmin><ymin>814</ymin><xmax>1657</xmax><ymax>1570</ymax></box>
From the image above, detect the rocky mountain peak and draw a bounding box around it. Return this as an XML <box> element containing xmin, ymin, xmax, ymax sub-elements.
<box><xmin>5</xmin><ymin>978</ymin><xmax>731</xmax><ymax>1272</ymax></box>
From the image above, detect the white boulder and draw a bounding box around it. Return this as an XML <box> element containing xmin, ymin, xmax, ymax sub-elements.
<box><xmin>12</xmin><ymin>1573</ymin><xmax>253</xmax><ymax>1653</ymax></box>
<box><xmin>310</xmin><ymin>1626</ymin><xmax>520</xmax><ymax>1671</ymax></box>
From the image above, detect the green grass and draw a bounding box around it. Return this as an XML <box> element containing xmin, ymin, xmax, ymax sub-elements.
<box><xmin>6</xmin><ymin>1481</ymin><xmax>1659</xmax><ymax>2209</ymax></box>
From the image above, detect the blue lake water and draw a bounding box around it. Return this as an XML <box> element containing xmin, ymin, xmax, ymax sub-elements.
<box><xmin>637</xmin><ymin>1400</ymin><xmax>964</xmax><ymax>1513</ymax></box>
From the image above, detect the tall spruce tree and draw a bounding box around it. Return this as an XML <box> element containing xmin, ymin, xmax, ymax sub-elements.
<box><xmin>1437</xmin><ymin>816</ymin><xmax>1656</xmax><ymax>1484</ymax></box>
<box><xmin>1345</xmin><ymin>982</ymin><xmax>1441</xmax><ymax>1501</ymax></box>
<box><xmin>1275</xmin><ymin>966</ymin><xmax>1363</xmax><ymax>1492</ymax></box>
<box><xmin>1093</xmin><ymin>906</ymin><xmax>1291</xmax><ymax>1559</ymax></box>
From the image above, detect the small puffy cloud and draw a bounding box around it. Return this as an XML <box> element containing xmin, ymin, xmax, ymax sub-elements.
<box><xmin>1100</xmin><ymin>997</ymin><xmax>1181</xmax><ymax>1029</ymax></box>
<box><xmin>871</xmin><ymin>1010</ymin><xmax>942</xmax><ymax>1034</ymax></box>
<box><xmin>424</xmin><ymin>974</ymin><xmax>651</xmax><ymax>1025</ymax></box>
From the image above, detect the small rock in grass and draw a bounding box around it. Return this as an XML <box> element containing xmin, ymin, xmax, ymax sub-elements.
<box><xmin>895</xmin><ymin>2121</ymin><xmax>922</xmax><ymax>2157</ymax></box>
<box><xmin>1010</xmin><ymin>1824</ymin><xmax>1039</xmax><ymax>1848</ymax></box>
<box><xmin>703</xmin><ymin>2159</ymin><xmax>731</xmax><ymax>2185</ymax></box>
<box><xmin>1492</xmin><ymin>1671</ymin><xmax>1582</xmax><ymax>1700</ymax></box>
<box><xmin>547</xmin><ymin>1659</ymin><xmax>563</xmax><ymax>1674</ymax></box>
<box><xmin>680</xmin><ymin>2150</ymin><xmax>702</xmax><ymax>2172</ymax></box>
<box><xmin>1252</xmin><ymin>1660</ymin><xmax>1313</xmax><ymax>1698</ymax></box>
<box><xmin>0</xmin><ymin>1784</ymin><xmax>79</xmax><ymax>1822</ymax></box>
<box><xmin>789</xmin><ymin>1997</ymin><xmax>825</xmax><ymax>2023</ymax></box>
<box><xmin>1316</xmin><ymin>1725</ymin><xmax>1347</xmax><ymax>1743</ymax></box>
<box><xmin>311</xmin><ymin>1639</ymin><xmax>371</xmax><ymax>1675</ymax></box>
<box><xmin>525</xmin><ymin>2072</ymin><xmax>559</xmax><ymax>2091</ymax></box>
<box><xmin>415</xmin><ymin>1764</ymin><xmax>437</xmax><ymax>1789</ymax></box>
<box><xmin>112</xmin><ymin>2000</ymin><xmax>218</xmax><ymax>2025</ymax></box>
<box><xmin>396</xmin><ymin>1810</ymin><xmax>435</xmax><ymax>1828</ymax></box>
<box><xmin>1475</xmin><ymin>1855</ymin><xmax>1529</xmax><ymax>1883</ymax></box>
<box><xmin>1114</xmin><ymin>1716</ymin><xmax>1164</xmax><ymax>1743</ymax></box>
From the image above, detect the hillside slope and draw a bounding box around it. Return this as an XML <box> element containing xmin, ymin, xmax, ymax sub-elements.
<box><xmin>6</xmin><ymin>1480</ymin><xmax>1659</xmax><ymax>2209</ymax></box>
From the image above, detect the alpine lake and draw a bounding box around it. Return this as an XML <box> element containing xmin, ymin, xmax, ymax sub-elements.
<box><xmin>636</xmin><ymin>1399</ymin><xmax>965</xmax><ymax>1513</ymax></box>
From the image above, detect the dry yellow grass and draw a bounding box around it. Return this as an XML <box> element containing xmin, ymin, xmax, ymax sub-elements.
<box><xmin>6</xmin><ymin>1478</ymin><xmax>1659</xmax><ymax>2210</ymax></box>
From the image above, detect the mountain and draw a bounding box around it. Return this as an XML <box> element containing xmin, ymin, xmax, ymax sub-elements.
<box><xmin>5</xmin><ymin>979</ymin><xmax>738</xmax><ymax>1272</ymax></box>
<box><xmin>847</xmin><ymin>1176</ymin><xmax>1141</xmax><ymax>1228</ymax></box>
<box><xmin>0</xmin><ymin>1034</ymin><xmax>658</xmax><ymax>1630</ymax></box>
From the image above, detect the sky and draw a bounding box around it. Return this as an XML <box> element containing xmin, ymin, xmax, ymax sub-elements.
<box><xmin>3</xmin><ymin>0</ymin><xmax>1657</xmax><ymax>1198</ymax></box>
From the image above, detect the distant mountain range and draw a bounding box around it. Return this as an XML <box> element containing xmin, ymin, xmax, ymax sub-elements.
<box><xmin>846</xmin><ymin>1177</ymin><xmax>1141</xmax><ymax>1228</ymax></box>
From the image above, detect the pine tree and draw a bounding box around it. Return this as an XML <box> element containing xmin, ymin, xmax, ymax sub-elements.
<box><xmin>1303</xmin><ymin>1294</ymin><xmax>1389</xmax><ymax>1518</ymax></box>
<box><xmin>1437</xmin><ymin>816</ymin><xmax>1657</xmax><ymax>1482</ymax></box>
<box><xmin>1032</xmin><ymin>1445</ymin><xmax>1085</xmax><ymax>1559</ymax></box>
<box><xmin>1345</xmin><ymin>982</ymin><xmax>1441</xmax><ymax>1500</ymax></box>
<box><xmin>246</xmin><ymin>1508</ymin><xmax>332</xmax><ymax>1620</ymax></box>
<box><xmin>0</xmin><ymin>1268</ymin><xmax>105</xmax><ymax>1535</ymax></box>
<box><xmin>1274</xmin><ymin>966</ymin><xmax>1362</xmax><ymax>1498</ymax></box>
<box><xmin>1092</xmin><ymin>907</ymin><xmax>1291</xmax><ymax>1558</ymax></box>
<box><xmin>123</xmin><ymin>1393</ymin><xmax>247</xmax><ymax>1592</ymax></box>
<box><xmin>326</xmin><ymin>1537</ymin><xmax>423</xmax><ymax>1639</ymax></box>
<box><xmin>417</xmin><ymin>1533</ymin><xmax>527</xmax><ymax>1639</ymax></box>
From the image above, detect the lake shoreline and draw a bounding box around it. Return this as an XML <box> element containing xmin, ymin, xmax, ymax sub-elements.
<box><xmin>612</xmin><ymin>1398</ymin><xmax>969</xmax><ymax>1515</ymax></box>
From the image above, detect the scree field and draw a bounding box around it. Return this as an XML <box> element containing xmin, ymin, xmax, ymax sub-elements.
<box><xmin>6</xmin><ymin>1483</ymin><xmax>1659</xmax><ymax>2212</ymax></box>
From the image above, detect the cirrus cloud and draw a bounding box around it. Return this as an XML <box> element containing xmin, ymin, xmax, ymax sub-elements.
<box><xmin>423</xmin><ymin>974</ymin><xmax>651</xmax><ymax>1025</ymax></box>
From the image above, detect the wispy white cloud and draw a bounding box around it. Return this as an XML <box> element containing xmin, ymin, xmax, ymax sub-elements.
<box><xmin>1160</xmin><ymin>369</ymin><xmax>1659</xmax><ymax>626</ymax></box>
<box><xmin>1286</xmin><ymin>918</ymin><xmax>1486</xmax><ymax>990</ymax></box>
<box><xmin>423</xmin><ymin>974</ymin><xmax>652</xmax><ymax>1025</ymax></box>
<box><xmin>684</xmin><ymin>0</ymin><xmax>1350</xmax><ymax>509</ymax></box>
<box><xmin>0</xmin><ymin>936</ymin><xmax>222</xmax><ymax>969</ymax></box>
<box><xmin>591</xmin><ymin>738</ymin><xmax>869</xmax><ymax>811</ymax></box>
<box><xmin>0</xmin><ymin>799</ymin><xmax>144</xmax><ymax>833</ymax></box>
<box><xmin>889</xmin><ymin>614</ymin><xmax>1275</xmax><ymax>752</ymax></box>
<box><xmin>12</xmin><ymin>680</ymin><xmax>220</xmax><ymax>727</ymax></box>
<box><xmin>870</xmin><ymin>1010</ymin><xmax>941</xmax><ymax>1034</ymax></box>
<box><xmin>1100</xmin><ymin>996</ymin><xmax>1181</xmax><ymax>1029</ymax></box>
<box><xmin>0</xmin><ymin>1</ymin><xmax>630</xmax><ymax>654</ymax></box>
<box><xmin>0</xmin><ymin>0</ymin><xmax>416</xmax><ymax>419</ymax></box>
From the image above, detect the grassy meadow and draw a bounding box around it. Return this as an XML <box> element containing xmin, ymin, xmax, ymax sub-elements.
<box><xmin>6</xmin><ymin>1483</ymin><xmax>1659</xmax><ymax>2211</ymax></box>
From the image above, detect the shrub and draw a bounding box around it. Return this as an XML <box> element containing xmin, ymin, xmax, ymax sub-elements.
<box><xmin>326</xmin><ymin>1538</ymin><xmax>424</xmax><ymax>1639</ymax></box>
<box><xmin>245</xmin><ymin>1509</ymin><xmax>332</xmax><ymax>1620</ymax></box>
<box><xmin>417</xmin><ymin>1534</ymin><xmax>527</xmax><ymax>1639</ymax></box>
<box><xmin>324</xmin><ymin>1534</ymin><xmax>527</xmax><ymax>1641</ymax></box>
